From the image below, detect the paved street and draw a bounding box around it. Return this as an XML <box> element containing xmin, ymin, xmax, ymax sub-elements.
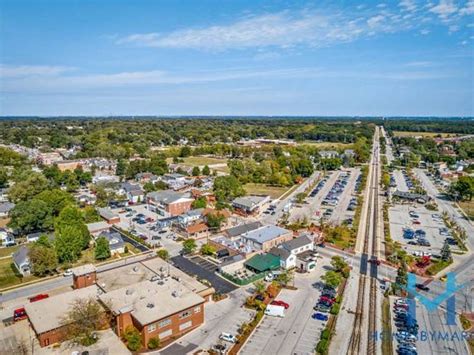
<box><xmin>393</xmin><ymin>169</ymin><xmax>409</xmax><ymax>192</ymax></box>
<box><xmin>240</xmin><ymin>258</ymin><xmax>330</xmax><ymax>355</ymax></box>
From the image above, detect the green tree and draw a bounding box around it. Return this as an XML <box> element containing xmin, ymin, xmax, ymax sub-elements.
<box><xmin>0</xmin><ymin>168</ymin><xmax>8</xmax><ymax>188</ymax></box>
<box><xmin>148</xmin><ymin>337</ymin><xmax>160</xmax><ymax>350</ymax></box>
<box><xmin>8</xmin><ymin>199</ymin><xmax>53</xmax><ymax>234</ymax></box>
<box><xmin>29</xmin><ymin>244</ymin><xmax>58</xmax><ymax>276</ymax></box>
<box><xmin>253</xmin><ymin>280</ymin><xmax>266</xmax><ymax>295</ymax></box>
<box><xmin>82</xmin><ymin>206</ymin><xmax>101</xmax><ymax>223</ymax></box>
<box><xmin>192</xmin><ymin>166</ymin><xmax>201</xmax><ymax>176</ymax></box>
<box><xmin>8</xmin><ymin>172</ymin><xmax>49</xmax><ymax>203</ymax></box>
<box><xmin>202</xmin><ymin>165</ymin><xmax>211</xmax><ymax>175</ymax></box>
<box><xmin>321</xmin><ymin>270</ymin><xmax>342</xmax><ymax>288</ymax></box>
<box><xmin>330</xmin><ymin>256</ymin><xmax>348</xmax><ymax>273</ymax></box>
<box><xmin>157</xmin><ymin>249</ymin><xmax>169</xmax><ymax>260</ymax></box>
<box><xmin>182</xmin><ymin>239</ymin><xmax>197</xmax><ymax>254</ymax></box>
<box><xmin>115</xmin><ymin>158</ymin><xmax>127</xmax><ymax>176</ymax></box>
<box><xmin>213</xmin><ymin>175</ymin><xmax>245</xmax><ymax>202</ymax></box>
<box><xmin>441</xmin><ymin>240</ymin><xmax>452</xmax><ymax>262</ymax></box>
<box><xmin>35</xmin><ymin>189</ymin><xmax>74</xmax><ymax>216</ymax></box>
<box><xmin>192</xmin><ymin>196</ymin><xmax>207</xmax><ymax>209</ymax></box>
<box><xmin>123</xmin><ymin>326</ymin><xmax>142</xmax><ymax>351</ymax></box>
<box><xmin>200</xmin><ymin>243</ymin><xmax>216</xmax><ymax>256</ymax></box>
<box><xmin>295</xmin><ymin>192</ymin><xmax>307</xmax><ymax>204</ymax></box>
<box><xmin>206</xmin><ymin>212</ymin><xmax>226</xmax><ymax>230</ymax></box>
<box><xmin>95</xmin><ymin>236</ymin><xmax>111</xmax><ymax>260</ymax></box>
<box><xmin>395</xmin><ymin>260</ymin><xmax>408</xmax><ymax>287</ymax></box>
<box><xmin>62</xmin><ymin>298</ymin><xmax>106</xmax><ymax>346</ymax></box>
<box><xmin>179</xmin><ymin>146</ymin><xmax>192</xmax><ymax>157</ymax></box>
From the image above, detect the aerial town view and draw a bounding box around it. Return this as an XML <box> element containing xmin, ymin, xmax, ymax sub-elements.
<box><xmin>0</xmin><ymin>1</ymin><xmax>473</xmax><ymax>355</ymax></box>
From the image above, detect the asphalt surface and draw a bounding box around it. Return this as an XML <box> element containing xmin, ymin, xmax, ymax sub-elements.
<box><xmin>170</xmin><ymin>255</ymin><xmax>237</xmax><ymax>294</ymax></box>
<box><xmin>112</xmin><ymin>227</ymin><xmax>150</xmax><ymax>252</ymax></box>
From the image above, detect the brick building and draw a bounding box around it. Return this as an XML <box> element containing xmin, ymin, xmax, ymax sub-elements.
<box><xmin>147</xmin><ymin>190</ymin><xmax>194</xmax><ymax>217</ymax></box>
<box><xmin>72</xmin><ymin>264</ymin><xmax>97</xmax><ymax>289</ymax></box>
<box><xmin>99</xmin><ymin>279</ymin><xmax>205</xmax><ymax>347</ymax></box>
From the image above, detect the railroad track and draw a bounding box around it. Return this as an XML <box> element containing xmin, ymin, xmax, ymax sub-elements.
<box><xmin>348</xmin><ymin>128</ymin><xmax>380</xmax><ymax>355</ymax></box>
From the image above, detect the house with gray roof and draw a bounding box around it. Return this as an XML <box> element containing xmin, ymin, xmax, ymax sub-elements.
<box><xmin>240</xmin><ymin>225</ymin><xmax>293</xmax><ymax>252</ymax></box>
<box><xmin>224</xmin><ymin>221</ymin><xmax>262</xmax><ymax>239</ymax></box>
<box><xmin>147</xmin><ymin>190</ymin><xmax>194</xmax><ymax>217</ymax></box>
<box><xmin>232</xmin><ymin>195</ymin><xmax>270</xmax><ymax>215</ymax></box>
<box><xmin>13</xmin><ymin>245</ymin><xmax>31</xmax><ymax>276</ymax></box>
<box><xmin>97</xmin><ymin>230</ymin><xmax>125</xmax><ymax>254</ymax></box>
<box><xmin>268</xmin><ymin>235</ymin><xmax>315</xmax><ymax>271</ymax></box>
<box><xmin>0</xmin><ymin>202</ymin><xmax>14</xmax><ymax>218</ymax></box>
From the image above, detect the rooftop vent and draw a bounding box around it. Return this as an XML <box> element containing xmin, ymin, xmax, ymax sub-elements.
<box><xmin>146</xmin><ymin>303</ymin><xmax>154</xmax><ymax>308</ymax></box>
<box><xmin>125</xmin><ymin>289</ymin><xmax>134</xmax><ymax>295</ymax></box>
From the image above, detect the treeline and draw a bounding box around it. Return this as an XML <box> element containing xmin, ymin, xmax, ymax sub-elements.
<box><xmin>383</xmin><ymin>120</ymin><xmax>474</xmax><ymax>135</ymax></box>
<box><xmin>0</xmin><ymin>119</ymin><xmax>375</xmax><ymax>159</ymax></box>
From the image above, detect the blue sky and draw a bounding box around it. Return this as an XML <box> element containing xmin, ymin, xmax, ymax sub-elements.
<box><xmin>0</xmin><ymin>0</ymin><xmax>473</xmax><ymax>116</ymax></box>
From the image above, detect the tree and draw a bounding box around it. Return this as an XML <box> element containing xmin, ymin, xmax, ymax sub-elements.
<box><xmin>331</xmin><ymin>256</ymin><xmax>348</xmax><ymax>273</ymax></box>
<box><xmin>192</xmin><ymin>196</ymin><xmax>207</xmax><ymax>209</ymax></box>
<box><xmin>82</xmin><ymin>206</ymin><xmax>101</xmax><ymax>223</ymax></box>
<box><xmin>123</xmin><ymin>326</ymin><xmax>142</xmax><ymax>351</ymax></box>
<box><xmin>29</xmin><ymin>244</ymin><xmax>58</xmax><ymax>276</ymax></box>
<box><xmin>95</xmin><ymin>237</ymin><xmax>111</xmax><ymax>260</ymax></box>
<box><xmin>213</xmin><ymin>175</ymin><xmax>245</xmax><ymax>202</ymax></box>
<box><xmin>8</xmin><ymin>198</ymin><xmax>53</xmax><ymax>234</ymax></box>
<box><xmin>448</xmin><ymin>176</ymin><xmax>474</xmax><ymax>201</ymax></box>
<box><xmin>61</xmin><ymin>297</ymin><xmax>107</xmax><ymax>346</ymax></box>
<box><xmin>157</xmin><ymin>249</ymin><xmax>169</xmax><ymax>261</ymax></box>
<box><xmin>202</xmin><ymin>165</ymin><xmax>210</xmax><ymax>175</ymax></box>
<box><xmin>55</xmin><ymin>206</ymin><xmax>90</xmax><ymax>249</ymax></box>
<box><xmin>55</xmin><ymin>226</ymin><xmax>86</xmax><ymax>263</ymax></box>
<box><xmin>182</xmin><ymin>239</ymin><xmax>197</xmax><ymax>254</ymax></box>
<box><xmin>441</xmin><ymin>240</ymin><xmax>452</xmax><ymax>262</ymax></box>
<box><xmin>253</xmin><ymin>280</ymin><xmax>266</xmax><ymax>295</ymax></box>
<box><xmin>35</xmin><ymin>189</ymin><xmax>74</xmax><ymax>216</ymax></box>
<box><xmin>0</xmin><ymin>168</ymin><xmax>8</xmax><ymax>188</ymax></box>
<box><xmin>8</xmin><ymin>172</ymin><xmax>49</xmax><ymax>203</ymax></box>
<box><xmin>276</xmin><ymin>269</ymin><xmax>294</xmax><ymax>286</ymax></box>
<box><xmin>206</xmin><ymin>212</ymin><xmax>226</xmax><ymax>230</ymax></box>
<box><xmin>179</xmin><ymin>146</ymin><xmax>192</xmax><ymax>157</ymax></box>
<box><xmin>295</xmin><ymin>192</ymin><xmax>307</xmax><ymax>204</ymax></box>
<box><xmin>395</xmin><ymin>260</ymin><xmax>408</xmax><ymax>287</ymax></box>
<box><xmin>192</xmin><ymin>166</ymin><xmax>201</xmax><ymax>176</ymax></box>
<box><xmin>321</xmin><ymin>271</ymin><xmax>342</xmax><ymax>288</ymax></box>
<box><xmin>200</xmin><ymin>243</ymin><xmax>216</xmax><ymax>256</ymax></box>
<box><xmin>116</xmin><ymin>158</ymin><xmax>127</xmax><ymax>176</ymax></box>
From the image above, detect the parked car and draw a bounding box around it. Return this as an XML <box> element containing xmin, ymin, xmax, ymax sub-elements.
<box><xmin>312</xmin><ymin>312</ymin><xmax>328</xmax><ymax>321</ymax></box>
<box><xmin>219</xmin><ymin>333</ymin><xmax>237</xmax><ymax>343</ymax></box>
<box><xmin>29</xmin><ymin>294</ymin><xmax>49</xmax><ymax>302</ymax></box>
<box><xmin>271</xmin><ymin>300</ymin><xmax>290</xmax><ymax>309</ymax></box>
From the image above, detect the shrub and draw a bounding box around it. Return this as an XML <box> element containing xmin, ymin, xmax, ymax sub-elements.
<box><xmin>123</xmin><ymin>326</ymin><xmax>142</xmax><ymax>351</ymax></box>
<box><xmin>148</xmin><ymin>337</ymin><xmax>160</xmax><ymax>349</ymax></box>
<box><xmin>321</xmin><ymin>328</ymin><xmax>331</xmax><ymax>340</ymax></box>
<box><xmin>316</xmin><ymin>339</ymin><xmax>329</xmax><ymax>354</ymax></box>
<box><xmin>330</xmin><ymin>303</ymin><xmax>340</xmax><ymax>315</ymax></box>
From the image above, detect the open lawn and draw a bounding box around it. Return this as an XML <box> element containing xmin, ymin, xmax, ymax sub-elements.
<box><xmin>243</xmin><ymin>183</ymin><xmax>290</xmax><ymax>199</ymax></box>
<box><xmin>0</xmin><ymin>245</ymin><xmax>21</xmax><ymax>258</ymax></box>
<box><xmin>0</xmin><ymin>257</ymin><xmax>37</xmax><ymax>289</ymax></box>
<box><xmin>392</xmin><ymin>131</ymin><xmax>456</xmax><ymax>138</ymax></box>
<box><xmin>166</xmin><ymin>156</ymin><xmax>228</xmax><ymax>167</ymax></box>
<box><xmin>458</xmin><ymin>200</ymin><xmax>474</xmax><ymax>220</ymax></box>
<box><xmin>299</xmin><ymin>141</ymin><xmax>353</xmax><ymax>149</ymax></box>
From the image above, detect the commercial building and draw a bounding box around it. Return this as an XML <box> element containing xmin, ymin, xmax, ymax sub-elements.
<box><xmin>25</xmin><ymin>286</ymin><xmax>102</xmax><ymax>347</ymax></box>
<box><xmin>72</xmin><ymin>264</ymin><xmax>97</xmax><ymax>289</ymax></box>
<box><xmin>232</xmin><ymin>195</ymin><xmax>270</xmax><ymax>215</ymax></box>
<box><xmin>147</xmin><ymin>190</ymin><xmax>194</xmax><ymax>217</ymax></box>
<box><xmin>240</xmin><ymin>225</ymin><xmax>293</xmax><ymax>252</ymax></box>
<box><xmin>99</xmin><ymin>279</ymin><xmax>205</xmax><ymax>346</ymax></box>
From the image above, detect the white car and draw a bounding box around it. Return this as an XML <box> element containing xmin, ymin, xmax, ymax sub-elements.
<box><xmin>63</xmin><ymin>269</ymin><xmax>73</xmax><ymax>277</ymax></box>
<box><xmin>219</xmin><ymin>332</ymin><xmax>237</xmax><ymax>343</ymax></box>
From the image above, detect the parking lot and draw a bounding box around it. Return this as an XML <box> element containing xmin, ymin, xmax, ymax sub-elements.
<box><xmin>160</xmin><ymin>288</ymin><xmax>255</xmax><ymax>355</ymax></box>
<box><xmin>113</xmin><ymin>204</ymin><xmax>183</xmax><ymax>256</ymax></box>
<box><xmin>392</xmin><ymin>169</ymin><xmax>409</xmax><ymax>192</ymax></box>
<box><xmin>388</xmin><ymin>204</ymin><xmax>461</xmax><ymax>255</ymax></box>
<box><xmin>170</xmin><ymin>255</ymin><xmax>237</xmax><ymax>294</ymax></box>
<box><xmin>240</xmin><ymin>257</ymin><xmax>330</xmax><ymax>355</ymax></box>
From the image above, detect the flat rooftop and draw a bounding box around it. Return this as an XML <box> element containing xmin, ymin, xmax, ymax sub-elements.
<box><xmin>25</xmin><ymin>286</ymin><xmax>100</xmax><ymax>335</ymax></box>
<box><xmin>99</xmin><ymin>279</ymin><xmax>204</xmax><ymax>326</ymax></box>
<box><xmin>241</xmin><ymin>225</ymin><xmax>291</xmax><ymax>244</ymax></box>
<box><xmin>97</xmin><ymin>262</ymin><xmax>156</xmax><ymax>292</ymax></box>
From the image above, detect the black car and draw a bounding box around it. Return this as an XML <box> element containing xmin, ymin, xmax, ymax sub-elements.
<box><xmin>415</xmin><ymin>283</ymin><xmax>430</xmax><ymax>291</ymax></box>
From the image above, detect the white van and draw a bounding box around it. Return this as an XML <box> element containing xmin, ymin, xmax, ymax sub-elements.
<box><xmin>264</xmin><ymin>304</ymin><xmax>285</xmax><ymax>318</ymax></box>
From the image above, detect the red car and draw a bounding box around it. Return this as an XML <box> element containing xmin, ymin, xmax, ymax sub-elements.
<box><xmin>29</xmin><ymin>294</ymin><xmax>49</xmax><ymax>303</ymax></box>
<box><xmin>319</xmin><ymin>296</ymin><xmax>335</xmax><ymax>304</ymax></box>
<box><xmin>271</xmin><ymin>300</ymin><xmax>290</xmax><ymax>309</ymax></box>
<box><xmin>13</xmin><ymin>308</ymin><xmax>27</xmax><ymax>321</ymax></box>
<box><xmin>412</xmin><ymin>220</ymin><xmax>421</xmax><ymax>225</ymax></box>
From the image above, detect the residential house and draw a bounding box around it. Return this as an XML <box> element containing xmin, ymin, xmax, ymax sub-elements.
<box><xmin>98</xmin><ymin>208</ymin><xmax>121</xmax><ymax>224</ymax></box>
<box><xmin>177</xmin><ymin>209</ymin><xmax>204</xmax><ymax>227</ymax></box>
<box><xmin>97</xmin><ymin>230</ymin><xmax>125</xmax><ymax>255</ymax></box>
<box><xmin>13</xmin><ymin>246</ymin><xmax>30</xmax><ymax>276</ymax></box>
<box><xmin>0</xmin><ymin>188</ymin><xmax>8</xmax><ymax>202</ymax></box>
<box><xmin>182</xmin><ymin>223</ymin><xmax>209</xmax><ymax>239</ymax></box>
<box><xmin>0</xmin><ymin>229</ymin><xmax>15</xmax><ymax>247</ymax></box>
<box><xmin>136</xmin><ymin>172</ymin><xmax>159</xmax><ymax>184</ymax></box>
<box><xmin>0</xmin><ymin>202</ymin><xmax>14</xmax><ymax>218</ymax></box>
<box><xmin>147</xmin><ymin>190</ymin><xmax>194</xmax><ymax>217</ymax></box>
<box><xmin>319</xmin><ymin>150</ymin><xmax>339</xmax><ymax>159</ymax></box>
<box><xmin>119</xmin><ymin>182</ymin><xmax>144</xmax><ymax>204</ymax></box>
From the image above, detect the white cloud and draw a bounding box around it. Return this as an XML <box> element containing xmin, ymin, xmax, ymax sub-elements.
<box><xmin>367</xmin><ymin>15</ymin><xmax>386</xmax><ymax>28</ymax></box>
<box><xmin>420</xmin><ymin>29</ymin><xmax>431</xmax><ymax>34</ymax></box>
<box><xmin>399</xmin><ymin>0</ymin><xmax>417</xmax><ymax>12</ymax></box>
<box><xmin>429</xmin><ymin>0</ymin><xmax>458</xmax><ymax>20</ymax></box>
<box><xmin>459</xmin><ymin>0</ymin><xmax>474</xmax><ymax>15</ymax></box>
<box><xmin>0</xmin><ymin>65</ymin><xmax>76</xmax><ymax>78</ymax></box>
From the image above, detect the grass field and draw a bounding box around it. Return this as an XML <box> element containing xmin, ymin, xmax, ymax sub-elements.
<box><xmin>300</xmin><ymin>141</ymin><xmax>353</xmax><ymax>149</ymax></box>
<box><xmin>458</xmin><ymin>200</ymin><xmax>474</xmax><ymax>220</ymax></box>
<box><xmin>0</xmin><ymin>257</ymin><xmax>37</xmax><ymax>289</ymax></box>
<box><xmin>0</xmin><ymin>245</ymin><xmax>20</xmax><ymax>258</ymax></box>
<box><xmin>166</xmin><ymin>156</ymin><xmax>228</xmax><ymax>166</ymax></box>
<box><xmin>243</xmin><ymin>183</ymin><xmax>290</xmax><ymax>199</ymax></box>
<box><xmin>393</xmin><ymin>131</ymin><xmax>456</xmax><ymax>138</ymax></box>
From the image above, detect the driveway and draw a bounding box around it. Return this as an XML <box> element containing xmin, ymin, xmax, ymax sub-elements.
<box><xmin>170</xmin><ymin>255</ymin><xmax>237</xmax><ymax>294</ymax></box>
